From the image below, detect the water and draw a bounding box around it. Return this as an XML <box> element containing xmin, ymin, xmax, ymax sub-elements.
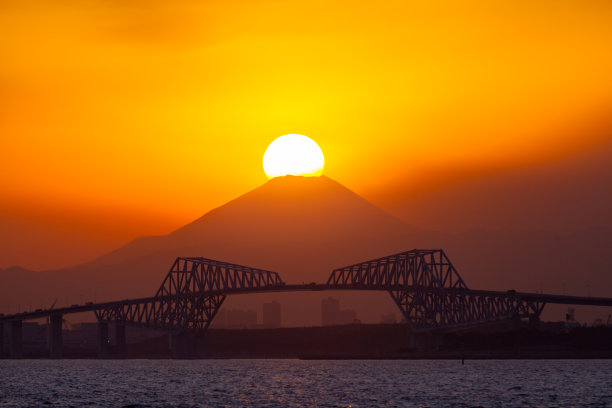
<box><xmin>1</xmin><ymin>359</ymin><xmax>611</xmax><ymax>407</ymax></box>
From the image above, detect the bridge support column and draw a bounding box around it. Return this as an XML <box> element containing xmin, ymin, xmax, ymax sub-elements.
<box><xmin>0</xmin><ymin>323</ymin><xmax>4</xmax><ymax>357</ymax></box>
<box><xmin>8</xmin><ymin>320</ymin><xmax>23</xmax><ymax>359</ymax></box>
<box><xmin>48</xmin><ymin>314</ymin><xmax>63</xmax><ymax>359</ymax></box>
<box><xmin>97</xmin><ymin>322</ymin><xmax>111</xmax><ymax>359</ymax></box>
<box><xmin>170</xmin><ymin>332</ymin><xmax>206</xmax><ymax>359</ymax></box>
<box><xmin>114</xmin><ymin>324</ymin><xmax>126</xmax><ymax>359</ymax></box>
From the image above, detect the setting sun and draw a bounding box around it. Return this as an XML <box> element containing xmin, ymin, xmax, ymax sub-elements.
<box><xmin>263</xmin><ymin>134</ymin><xmax>325</xmax><ymax>179</ymax></box>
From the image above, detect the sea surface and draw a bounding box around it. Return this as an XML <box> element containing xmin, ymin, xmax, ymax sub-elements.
<box><xmin>0</xmin><ymin>359</ymin><xmax>611</xmax><ymax>407</ymax></box>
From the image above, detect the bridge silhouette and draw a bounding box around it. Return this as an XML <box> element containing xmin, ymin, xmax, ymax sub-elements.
<box><xmin>2</xmin><ymin>249</ymin><xmax>612</xmax><ymax>358</ymax></box>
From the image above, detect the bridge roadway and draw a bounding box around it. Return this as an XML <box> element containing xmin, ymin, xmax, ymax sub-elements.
<box><xmin>2</xmin><ymin>284</ymin><xmax>612</xmax><ymax>323</ymax></box>
<box><xmin>3</xmin><ymin>249</ymin><xmax>612</xmax><ymax>359</ymax></box>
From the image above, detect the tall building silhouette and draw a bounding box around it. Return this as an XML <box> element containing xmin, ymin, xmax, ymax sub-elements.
<box><xmin>321</xmin><ymin>297</ymin><xmax>340</xmax><ymax>326</ymax></box>
<box><xmin>262</xmin><ymin>301</ymin><xmax>281</xmax><ymax>328</ymax></box>
<box><xmin>322</xmin><ymin>297</ymin><xmax>358</xmax><ymax>325</ymax></box>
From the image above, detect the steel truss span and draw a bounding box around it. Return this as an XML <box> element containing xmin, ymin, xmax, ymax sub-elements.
<box><xmin>95</xmin><ymin>257</ymin><xmax>284</xmax><ymax>332</ymax></box>
<box><xmin>3</xmin><ymin>249</ymin><xmax>612</xmax><ymax>334</ymax></box>
<box><xmin>327</xmin><ymin>249</ymin><xmax>545</xmax><ymax>330</ymax></box>
<box><xmin>92</xmin><ymin>250</ymin><xmax>548</xmax><ymax>333</ymax></box>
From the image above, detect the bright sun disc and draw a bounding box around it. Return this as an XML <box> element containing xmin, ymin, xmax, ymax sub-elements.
<box><xmin>263</xmin><ymin>134</ymin><xmax>325</xmax><ymax>178</ymax></box>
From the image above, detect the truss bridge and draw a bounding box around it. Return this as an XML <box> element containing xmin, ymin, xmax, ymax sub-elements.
<box><xmin>2</xmin><ymin>249</ymin><xmax>612</xmax><ymax>358</ymax></box>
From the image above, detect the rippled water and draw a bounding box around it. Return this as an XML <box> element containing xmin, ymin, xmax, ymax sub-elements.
<box><xmin>1</xmin><ymin>359</ymin><xmax>611</xmax><ymax>407</ymax></box>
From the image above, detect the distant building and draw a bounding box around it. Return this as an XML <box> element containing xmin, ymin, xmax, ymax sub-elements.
<box><xmin>339</xmin><ymin>309</ymin><xmax>357</xmax><ymax>325</ymax></box>
<box><xmin>321</xmin><ymin>297</ymin><xmax>358</xmax><ymax>326</ymax></box>
<box><xmin>61</xmin><ymin>322</ymin><xmax>163</xmax><ymax>347</ymax></box>
<box><xmin>65</xmin><ymin>322</ymin><xmax>99</xmax><ymax>347</ymax></box>
<box><xmin>566</xmin><ymin>307</ymin><xmax>575</xmax><ymax>322</ymax></box>
<box><xmin>564</xmin><ymin>307</ymin><xmax>580</xmax><ymax>330</ymax></box>
<box><xmin>213</xmin><ymin>309</ymin><xmax>258</xmax><ymax>329</ymax></box>
<box><xmin>380</xmin><ymin>313</ymin><xmax>396</xmax><ymax>324</ymax></box>
<box><xmin>23</xmin><ymin>322</ymin><xmax>45</xmax><ymax>344</ymax></box>
<box><xmin>0</xmin><ymin>322</ymin><xmax>46</xmax><ymax>348</ymax></box>
<box><xmin>262</xmin><ymin>301</ymin><xmax>281</xmax><ymax>328</ymax></box>
<box><xmin>321</xmin><ymin>297</ymin><xmax>340</xmax><ymax>326</ymax></box>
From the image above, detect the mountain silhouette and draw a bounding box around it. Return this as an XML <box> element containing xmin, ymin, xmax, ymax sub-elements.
<box><xmin>91</xmin><ymin>175</ymin><xmax>417</xmax><ymax>277</ymax></box>
<box><xmin>0</xmin><ymin>176</ymin><xmax>422</xmax><ymax>324</ymax></box>
<box><xmin>1</xmin><ymin>175</ymin><xmax>611</xmax><ymax>325</ymax></box>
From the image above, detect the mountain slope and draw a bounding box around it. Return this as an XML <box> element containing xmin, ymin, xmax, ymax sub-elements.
<box><xmin>1</xmin><ymin>176</ymin><xmax>610</xmax><ymax>325</ymax></box>
<box><xmin>90</xmin><ymin>175</ymin><xmax>418</xmax><ymax>276</ymax></box>
<box><xmin>0</xmin><ymin>176</ymin><xmax>421</xmax><ymax>323</ymax></box>
<box><xmin>381</xmin><ymin>137</ymin><xmax>612</xmax><ymax>232</ymax></box>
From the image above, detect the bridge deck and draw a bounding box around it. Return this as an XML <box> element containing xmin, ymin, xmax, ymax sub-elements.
<box><xmin>2</xmin><ymin>284</ymin><xmax>612</xmax><ymax>323</ymax></box>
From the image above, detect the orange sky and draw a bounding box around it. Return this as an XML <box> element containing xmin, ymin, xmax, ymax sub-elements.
<box><xmin>1</xmin><ymin>0</ymin><xmax>612</xmax><ymax>269</ymax></box>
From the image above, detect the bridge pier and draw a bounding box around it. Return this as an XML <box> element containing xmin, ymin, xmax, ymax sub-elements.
<box><xmin>114</xmin><ymin>324</ymin><xmax>126</xmax><ymax>359</ymax></box>
<box><xmin>170</xmin><ymin>332</ymin><xmax>206</xmax><ymax>359</ymax></box>
<box><xmin>97</xmin><ymin>322</ymin><xmax>127</xmax><ymax>359</ymax></box>
<box><xmin>48</xmin><ymin>314</ymin><xmax>63</xmax><ymax>359</ymax></box>
<box><xmin>8</xmin><ymin>320</ymin><xmax>23</xmax><ymax>359</ymax></box>
<box><xmin>97</xmin><ymin>322</ymin><xmax>110</xmax><ymax>359</ymax></box>
<box><xmin>0</xmin><ymin>323</ymin><xmax>4</xmax><ymax>357</ymax></box>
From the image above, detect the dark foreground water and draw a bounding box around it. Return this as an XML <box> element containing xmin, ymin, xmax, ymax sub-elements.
<box><xmin>1</xmin><ymin>359</ymin><xmax>611</xmax><ymax>407</ymax></box>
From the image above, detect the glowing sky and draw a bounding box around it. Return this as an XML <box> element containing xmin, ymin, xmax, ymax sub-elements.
<box><xmin>1</xmin><ymin>0</ymin><xmax>612</xmax><ymax>269</ymax></box>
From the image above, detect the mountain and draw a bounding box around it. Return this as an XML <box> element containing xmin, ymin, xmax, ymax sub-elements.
<box><xmin>90</xmin><ymin>175</ymin><xmax>417</xmax><ymax>276</ymax></box>
<box><xmin>1</xmin><ymin>175</ymin><xmax>611</xmax><ymax>325</ymax></box>
<box><xmin>0</xmin><ymin>176</ymin><xmax>422</xmax><ymax>324</ymax></box>
<box><xmin>378</xmin><ymin>137</ymin><xmax>612</xmax><ymax>233</ymax></box>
